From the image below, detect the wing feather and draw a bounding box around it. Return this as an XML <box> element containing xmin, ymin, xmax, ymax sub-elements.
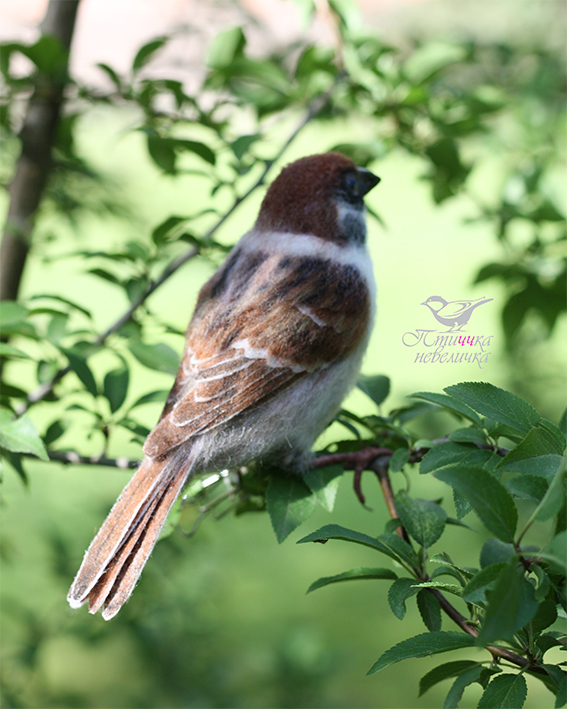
<box><xmin>143</xmin><ymin>248</ymin><xmax>371</xmax><ymax>458</ymax></box>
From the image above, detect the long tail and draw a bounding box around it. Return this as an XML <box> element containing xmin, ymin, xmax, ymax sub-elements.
<box><xmin>67</xmin><ymin>454</ymin><xmax>192</xmax><ymax>620</ymax></box>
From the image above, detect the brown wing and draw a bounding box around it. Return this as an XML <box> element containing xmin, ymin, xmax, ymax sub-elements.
<box><xmin>143</xmin><ymin>248</ymin><xmax>371</xmax><ymax>458</ymax></box>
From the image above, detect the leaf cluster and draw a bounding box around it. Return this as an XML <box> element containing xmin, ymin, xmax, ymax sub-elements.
<box><xmin>295</xmin><ymin>381</ymin><xmax>566</xmax><ymax>708</ymax></box>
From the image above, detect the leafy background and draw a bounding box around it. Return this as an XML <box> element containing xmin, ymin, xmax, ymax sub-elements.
<box><xmin>1</xmin><ymin>0</ymin><xmax>565</xmax><ymax>707</ymax></box>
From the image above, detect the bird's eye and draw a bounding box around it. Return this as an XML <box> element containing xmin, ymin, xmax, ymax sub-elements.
<box><xmin>345</xmin><ymin>173</ymin><xmax>359</xmax><ymax>195</ymax></box>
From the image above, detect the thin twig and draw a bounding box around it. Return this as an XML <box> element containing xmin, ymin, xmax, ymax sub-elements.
<box><xmin>44</xmin><ymin>449</ymin><xmax>138</xmax><ymax>468</ymax></box>
<box><xmin>369</xmin><ymin>458</ymin><xmax>561</xmax><ymax>677</ymax></box>
<box><xmin>16</xmin><ymin>92</ymin><xmax>333</xmax><ymax>415</ymax></box>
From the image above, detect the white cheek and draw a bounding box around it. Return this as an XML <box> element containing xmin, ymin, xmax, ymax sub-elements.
<box><xmin>336</xmin><ymin>202</ymin><xmax>367</xmax><ymax>244</ymax></box>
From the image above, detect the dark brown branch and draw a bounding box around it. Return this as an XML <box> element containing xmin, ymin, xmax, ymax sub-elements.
<box><xmin>369</xmin><ymin>455</ymin><xmax>557</xmax><ymax>677</ymax></box>
<box><xmin>312</xmin><ymin>444</ymin><xmax>560</xmax><ymax>677</ymax></box>
<box><xmin>39</xmin><ymin>449</ymin><xmax>139</xmax><ymax>468</ymax></box>
<box><xmin>0</xmin><ymin>0</ymin><xmax>80</xmax><ymax>304</ymax></box>
<box><xmin>428</xmin><ymin>588</ymin><xmax>552</xmax><ymax>676</ymax></box>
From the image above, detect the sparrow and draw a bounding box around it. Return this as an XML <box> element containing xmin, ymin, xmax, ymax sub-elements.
<box><xmin>421</xmin><ymin>295</ymin><xmax>493</xmax><ymax>331</ymax></box>
<box><xmin>67</xmin><ymin>152</ymin><xmax>380</xmax><ymax>620</ymax></box>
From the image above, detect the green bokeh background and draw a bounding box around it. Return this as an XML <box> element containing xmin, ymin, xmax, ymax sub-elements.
<box><xmin>1</xmin><ymin>1</ymin><xmax>565</xmax><ymax>707</ymax></box>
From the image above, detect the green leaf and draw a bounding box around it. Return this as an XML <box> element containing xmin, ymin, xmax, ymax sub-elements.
<box><xmin>449</xmin><ymin>427</ymin><xmax>489</xmax><ymax>445</ymax></box>
<box><xmin>266</xmin><ymin>475</ymin><xmax>316</xmax><ymax>543</ymax></box>
<box><xmin>404</xmin><ymin>41</ymin><xmax>467</xmax><ymax>84</ymax></box>
<box><xmin>410</xmin><ymin>391</ymin><xmax>482</xmax><ymax>425</ymax></box>
<box><xmin>357</xmin><ymin>374</ymin><xmax>390</xmax><ymax>407</ymax></box>
<box><xmin>128</xmin><ymin>340</ymin><xmax>179</xmax><ymax>375</ymax></box>
<box><xmin>173</xmin><ymin>139</ymin><xmax>216</xmax><ymax>165</ymax></box>
<box><xmin>389</xmin><ymin>448</ymin><xmax>410</xmax><ymax>473</ymax></box>
<box><xmin>146</xmin><ymin>133</ymin><xmax>176</xmax><ymax>174</ymax></box>
<box><xmin>103</xmin><ymin>367</ymin><xmax>129</xmax><ymax>414</ymax></box>
<box><xmin>367</xmin><ymin>631</ymin><xmax>475</xmax><ymax>675</ymax></box>
<box><xmin>297</xmin><ymin>524</ymin><xmax>392</xmax><ymax>552</ymax></box>
<box><xmin>444</xmin><ymin>382</ymin><xmax>541</xmax><ymax>435</ymax></box>
<box><xmin>20</xmin><ymin>35</ymin><xmax>67</xmax><ymax>76</ymax></box>
<box><xmin>395</xmin><ymin>492</ymin><xmax>448</xmax><ymax>548</ymax></box>
<box><xmin>129</xmin><ymin>389</ymin><xmax>168</xmax><ymax>409</ymax></box>
<box><xmin>206</xmin><ymin>26</ymin><xmax>246</xmax><ymax>69</ymax></box>
<box><xmin>61</xmin><ymin>347</ymin><xmax>98</xmax><ymax>397</ymax></box>
<box><xmin>417</xmin><ymin>589</ymin><xmax>442</xmax><ymax>631</ymax></box>
<box><xmin>498</xmin><ymin>425</ymin><xmax>564</xmax><ymax>476</ymax></box>
<box><xmin>0</xmin><ymin>343</ymin><xmax>31</xmax><ymax>359</ymax></box>
<box><xmin>0</xmin><ymin>408</ymin><xmax>48</xmax><ymax>461</ymax></box>
<box><xmin>388</xmin><ymin>578</ymin><xmax>420</xmax><ymax>620</ymax></box>
<box><xmin>298</xmin><ymin>525</ymin><xmax>416</xmax><ymax>568</ymax></box>
<box><xmin>97</xmin><ymin>62</ymin><xmax>121</xmax><ymax>88</ymax></box>
<box><xmin>480</xmin><ymin>539</ymin><xmax>516</xmax><ymax>568</ymax></box>
<box><xmin>430</xmin><ymin>553</ymin><xmax>473</xmax><ymax>586</ymax></box>
<box><xmin>43</xmin><ymin>419</ymin><xmax>69</xmax><ymax>446</ymax></box>
<box><xmin>307</xmin><ymin>567</ymin><xmax>397</xmax><ymax>593</ymax></box>
<box><xmin>544</xmin><ymin>530</ymin><xmax>567</xmax><ymax>573</ymax></box>
<box><xmin>505</xmin><ymin>474</ymin><xmax>549</xmax><ymax>503</ymax></box>
<box><xmin>477</xmin><ymin>559</ymin><xmax>538</xmax><ymax>646</ymax></box>
<box><xmin>151</xmin><ymin>215</ymin><xmax>188</xmax><ymax>246</ymax></box>
<box><xmin>420</xmin><ymin>441</ymin><xmax>494</xmax><ymax>475</ymax></box>
<box><xmin>555</xmin><ymin>675</ymin><xmax>567</xmax><ymax>708</ymax></box>
<box><xmin>434</xmin><ymin>465</ymin><xmax>517</xmax><ymax>543</ymax></box>
<box><xmin>530</xmin><ymin>593</ymin><xmax>558</xmax><ymax>634</ymax></box>
<box><xmin>0</xmin><ymin>301</ymin><xmax>28</xmax><ymax>331</ymax></box>
<box><xmin>132</xmin><ymin>37</ymin><xmax>167</xmax><ymax>72</ymax></box>
<box><xmin>534</xmin><ymin>455</ymin><xmax>566</xmax><ymax>522</ymax></box>
<box><xmin>303</xmin><ymin>464</ymin><xmax>342</xmax><ymax>512</ymax></box>
<box><xmin>29</xmin><ymin>293</ymin><xmax>92</xmax><ymax>319</ymax></box>
<box><xmin>375</xmin><ymin>532</ymin><xmax>418</xmax><ymax>569</ymax></box>
<box><xmin>419</xmin><ymin>660</ymin><xmax>481</xmax><ymax>696</ymax></box>
<box><xmin>414</xmin><ymin>581</ymin><xmax>463</xmax><ymax>597</ymax></box>
<box><xmin>461</xmin><ymin>563</ymin><xmax>507</xmax><ymax>603</ymax></box>
<box><xmin>231</xmin><ymin>133</ymin><xmax>261</xmax><ymax>160</ymax></box>
<box><xmin>2</xmin><ymin>449</ymin><xmax>28</xmax><ymax>484</ymax></box>
<box><xmin>478</xmin><ymin>673</ymin><xmax>527</xmax><ymax>709</ymax></box>
<box><xmin>453</xmin><ymin>489</ymin><xmax>473</xmax><ymax>520</ymax></box>
<box><xmin>443</xmin><ymin>664</ymin><xmax>484</xmax><ymax>709</ymax></box>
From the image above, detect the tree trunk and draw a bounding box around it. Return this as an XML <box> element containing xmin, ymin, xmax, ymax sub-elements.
<box><xmin>0</xmin><ymin>0</ymin><xmax>81</xmax><ymax>303</ymax></box>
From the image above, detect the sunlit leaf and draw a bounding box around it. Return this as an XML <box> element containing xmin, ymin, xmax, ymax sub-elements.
<box><xmin>267</xmin><ymin>475</ymin><xmax>316</xmax><ymax>543</ymax></box>
<box><xmin>0</xmin><ymin>408</ymin><xmax>48</xmax><ymax>461</ymax></box>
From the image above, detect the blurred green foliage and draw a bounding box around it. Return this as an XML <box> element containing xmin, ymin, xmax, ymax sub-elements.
<box><xmin>1</xmin><ymin>0</ymin><xmax>565</xmax><ymax>707</ymax></box>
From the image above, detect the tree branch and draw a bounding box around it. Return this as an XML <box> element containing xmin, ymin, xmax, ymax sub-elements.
<box><xmin>44</xmin><ymin>449</ymin><xmax>138</xmax><ymax>468</ymax></box>
<box><xmin>0</xmin><ymin>0</ymin><xmax>80</xmax><ymax>304</ymax></box>
<box><xmin>312</xmin><ymin>443</ymin><xmax>561</xmax><ymax>678</ymax></box>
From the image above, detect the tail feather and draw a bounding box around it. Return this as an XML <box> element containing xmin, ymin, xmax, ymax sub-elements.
<box><xmin>86</xmin><ymin>476</ymin><xmax>168</xmax><ymax>615</ymax></box>
<box><xmin>68</xmin><ymin>454</ymin><xmax>191</xmax><ymax>618</ymax></box>
<box><xmin>100</xmin><ymin>467</ymin><xmax>189</xmax><ymax>620</ymax></box>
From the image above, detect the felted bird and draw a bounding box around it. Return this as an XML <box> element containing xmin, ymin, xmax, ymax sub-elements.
<box><xmin>67</xmin><ymin>152</ymin><xmax>380</xmax><ymax>619</ymax></box>
<box><xmin>421</xmin><ymin>295</ymin><xmax>493</xmax><ymax>331</ymax></box>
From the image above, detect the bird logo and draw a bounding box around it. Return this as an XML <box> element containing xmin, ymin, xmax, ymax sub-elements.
<box><xmin>421</xmin><ymin>296</ymin><xmax>493</xmax><ymax>332</ymax></box>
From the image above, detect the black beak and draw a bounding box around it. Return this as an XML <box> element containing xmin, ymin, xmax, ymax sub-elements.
<box><xmin>357</xmin><ymin>167</ymin><xmax>381</xmax><ymax>196</ymax></box>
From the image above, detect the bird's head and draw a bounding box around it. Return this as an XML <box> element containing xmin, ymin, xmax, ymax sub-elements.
<box><xmin>421</xmin><ymin>295</ymin><xmax>447</xmax><ymax>311</ymax></box>
<box><xmin>255</xmin><ymin>152</ymin><xmax>380</xmax><ymax>246</ymax></box>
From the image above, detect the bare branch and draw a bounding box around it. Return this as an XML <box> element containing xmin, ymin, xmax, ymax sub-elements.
<box><xmin>0</xmin><ymin>0</ymin><xmax>80</xmax><ymax>304</ymax></box>
<box><xmin>44</xmin><ymin>449</ymin><xmax>138</xmax><ymax>469</ymax></box>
